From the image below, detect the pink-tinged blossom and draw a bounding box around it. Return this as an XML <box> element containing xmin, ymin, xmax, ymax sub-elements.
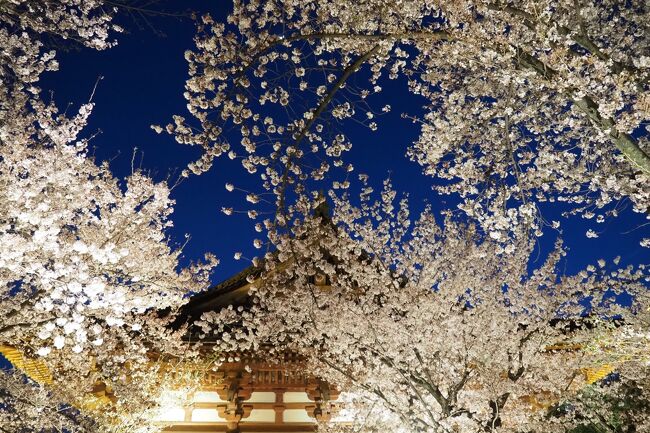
<box><xmin>197</xmin><ymin>187</ymin><xmax>650</xmax><ymax>433</ymax></box>
<box><xmin>0</xmin><ymin>3</ymin><xmax>217</xmax><ymax>431</ymax></box>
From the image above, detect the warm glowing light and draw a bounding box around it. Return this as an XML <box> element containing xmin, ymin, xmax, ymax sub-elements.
<box><xmin>155</xmin><ymin>406</ymin><xmax>185</xmax><ymax>422</ymax></box>
<box><xmin>242</xmin><ymin>409</ymin><xmax>276</xmax><ymax>423</ymax></box>
<box><xmin>283</xmin><ymin>409</ymin><xmax>316</xmax><ymax>423</ymax></box>
<box><xmin>192</xmin><ymin>391</ymin><xmax>225</xmax><ymax>403</ymax></box>
<box><xmin>283</xmin><ymin>391</ymin><xmax>311</xmax><ymax>402</ymax></box>
<box><xmin>155</xmin><ymin>389</ymin><xmax>189</xmax><ymax>422</ymax></box>
<box><xmin>191</xmin><ymin>408</ymin><xmax>221</xmax><ymax>422</ymax></box>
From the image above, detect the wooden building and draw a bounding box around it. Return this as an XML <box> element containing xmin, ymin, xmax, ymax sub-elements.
<box><xmin>159</xmin><ymin>266</ymin><xmax>344</xmax><ymax>433</ymax></box>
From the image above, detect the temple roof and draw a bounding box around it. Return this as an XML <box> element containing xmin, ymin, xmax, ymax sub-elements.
<box><xmin>174</xmin><ymin>263</ymin><xmax>261</xmax><ymax>328</ymax></box>
<box><xmin>177</xmin><ymin>197</ymin><xmax>335</xmax><ymax>327</ymax></box>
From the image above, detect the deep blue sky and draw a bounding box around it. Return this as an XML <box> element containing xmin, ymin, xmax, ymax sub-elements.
<box><xmin>40</xmin><ymin>0</ymin><xmax>648</xmax><ymax>285</ymax></box>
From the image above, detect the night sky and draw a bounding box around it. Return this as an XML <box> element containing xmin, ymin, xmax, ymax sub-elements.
<box><xmin>40</xmin><ymin>0</ymin><xmax>649</xmax><ymax>286</ymax></box>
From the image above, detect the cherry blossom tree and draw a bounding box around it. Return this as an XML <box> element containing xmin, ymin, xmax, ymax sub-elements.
<box><xmin>170</xmin><ymin>4</ymin><xmax>650</xmax><ymax>429</ymax></box>
<box><xmin>2</xmin><ymin>1</ymin><xmax>647</xmax><ymax>432</ymax></box>
<box><xmin>196</xmin><ymin>184</ymin><xmax>650</xmax><ymax>433</ymax></box>
<box><xmin>168</xmin><ymin>0</ymin><xmax>649</xmax><ymax>248</ymax></box>
<box><xmin>0</xmin><ymin>97</ymin><xmax>216</xmax><ymax>361</ymax></box>
<box><xmin>1</xmin><ymin>2</ymin><xmax>217</xmax><ymax>432</ymax></box>
<box><xmin>0</xmin><ymin>113</ymin><xmax>217</xmax><ymax>431</ymax></box>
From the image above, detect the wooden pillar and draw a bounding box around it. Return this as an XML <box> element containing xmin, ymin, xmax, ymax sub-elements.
<box><xmin>216</xmin><ymin>370</ymin><xmax>253</xmax><ymax>433</ymax></box>
<box><xmin>307</xmin><ymin>380</ymin><xmax>340</xmax><ymax>422</ymax></box>
<box><xmin>273</xmin><ymin>389</ymin><xmax>284</xmax><ymax>424</ymax></box>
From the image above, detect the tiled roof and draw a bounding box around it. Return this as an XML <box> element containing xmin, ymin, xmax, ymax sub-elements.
<box><xmin>0</xmin><ymin>345</ymin><xmax>52</xmax><ymax>384</ymax></box>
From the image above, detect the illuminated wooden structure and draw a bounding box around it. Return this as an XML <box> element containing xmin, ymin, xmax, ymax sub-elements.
<box><xmin>161</xmin><ymin>267</ymin><xmax>343</xmax><ymax>433</ymax></box>
<box><xmin>159</xmin><ymin>354</ymin><xmax>341</xmax><ymax>432</ymax></box>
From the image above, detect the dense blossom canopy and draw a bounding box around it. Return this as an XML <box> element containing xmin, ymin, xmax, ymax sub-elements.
<box><xmin>169</xmin><ymin>0</ymin><xmax>649</xmax><ymax>248</ymax></box>
<box><xmin>1</xmin><ymin>1</ymin><xmax>648</xmax><ymax>433</ymax></box>
<box><xmin>0</xmin><ymin>2</ymin><xmax>215</xmax><ymax>432</ymax></box>
<box><xmin>197</xmin><ymin>189</ymin><xmax>650</xmax><ymax>432</ymax></box>
<box><xmin>172</xmin><ymin>2</ymin><xmax>650</xmax><ymax>431</ymax></box>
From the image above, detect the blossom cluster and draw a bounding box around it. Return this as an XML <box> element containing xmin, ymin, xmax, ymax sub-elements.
<box><xmin>0</xmin><ymin>2</ymin><xmax>216</xmax><ymax>432</ymax></box>
<box><xmin>172</xmin><ymin>0</ymin><xmax>649</xmax><ymax>249</ymax></box>
<box><xmin>197</xmin><ymin>186</ymin><xmax>650</xmax><ymax>433</ymax></box>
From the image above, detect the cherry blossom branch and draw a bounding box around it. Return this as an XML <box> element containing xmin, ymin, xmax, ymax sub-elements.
<box><xmin>488</xmin><ymin>2</ymin><xmax>644</xmax><ymax>78</ymax></box>
<box><xmin>514</xmin><ymin>46</ymin><xmax>650</xmax><ymax>175</ymax></box>
<box><xmin>318</xmin><ymin>357</ymin><xmax>441</xmax><ymax>432</ymax></box>
<box><xmin>276</xmin><ymin>44</ymin><xmax>381</xmax><ymax>216</ymax></box>
<box><xmin>0</xmin><ymin>318</ymin><xmax>51</xmax><ymax>335</ymax></box>
<box><xmin>236</xmin><ymin>30</ymin><xmax>450</xmax><ymax>82</ymax></box>
<box><xmin>0</xmin><ymin>290</ymin><xmax>47</xmax><ymax>334</ymax></box>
